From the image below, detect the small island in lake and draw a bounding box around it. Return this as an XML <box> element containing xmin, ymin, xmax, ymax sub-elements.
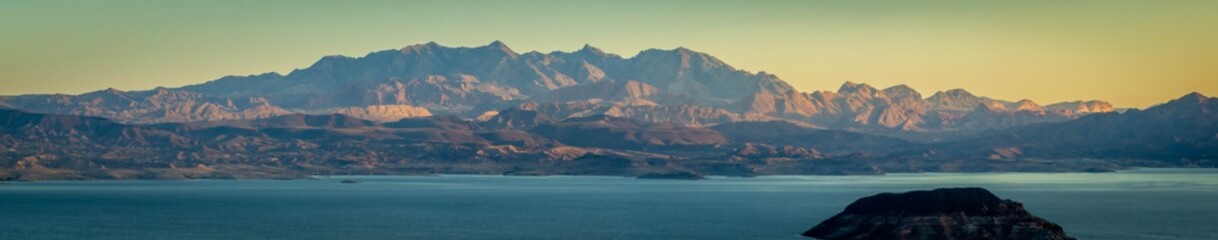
<box><xmin>804</xmin><ymin>187</ymin><xmax>1073</xmax><ymax>240</ymax></box>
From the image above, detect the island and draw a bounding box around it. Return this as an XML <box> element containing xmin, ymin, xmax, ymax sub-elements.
<box><xmin>803</xmin><ymin>187</ymin><xmax>1073</xmax><ymax>240</ymax></box>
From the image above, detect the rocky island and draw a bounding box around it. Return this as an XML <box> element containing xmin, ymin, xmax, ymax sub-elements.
<box><xmin>803</xmin><ymin>188</ymin><xmax>1073</xmax><ymax>240</ymax></box>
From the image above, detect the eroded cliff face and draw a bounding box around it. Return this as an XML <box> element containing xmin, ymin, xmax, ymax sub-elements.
<box><xmin>318</xmin><ymin>104</ymin><xmax>432</xmax><ymax>122</ymax></box>
<box><xmin>0</xmin><ymin>88</ymin><xmax>293</xmax><ymax>123</ymax></box>
<box><xmin>803</xmin><ymin>188</ymin><xmax>1073</xmax><ymax>240</ymax></box>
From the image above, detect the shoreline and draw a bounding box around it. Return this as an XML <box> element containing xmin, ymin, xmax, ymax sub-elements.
<box><xmin>3</xmin><ymin>167</ymin><xmax>1215</xmax><ymax>183</ymax></box>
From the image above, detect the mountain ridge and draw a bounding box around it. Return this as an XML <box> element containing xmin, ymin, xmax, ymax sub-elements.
<box><xmin>1</xmin><ymin>92</ymin><xmax>1211</xmax><ymax>181</ymax></box>
<box><xmin>0</xmin><ymin>41</ymin><xmax>1115</xmax><ymax>136</ymax></box>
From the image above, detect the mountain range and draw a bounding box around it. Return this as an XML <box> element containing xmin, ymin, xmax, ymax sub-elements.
<box><xmin>1</xmin><ymin>41</ymin><xmax>1113</xmax><ymax>134</ymax></box>
<box><xmin>0</xmin><ymin>41</ymin><xmax>1212</xmax><ymax>181</ymax></box>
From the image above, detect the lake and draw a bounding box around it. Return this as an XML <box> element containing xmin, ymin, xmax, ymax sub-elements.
<box><xmin>2</xmin><ymin>169</ymin><xmax>1217</xmax><ymax>239</ymax></box>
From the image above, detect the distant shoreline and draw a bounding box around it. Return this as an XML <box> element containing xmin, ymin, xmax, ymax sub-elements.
<box><xmin>4</xmin><ymin>167</ymin><xmax>1215</xmax><ymax>183</ymax></box>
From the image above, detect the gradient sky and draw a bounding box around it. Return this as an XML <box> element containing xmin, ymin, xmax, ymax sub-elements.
<box><xmin>1</xmin><ymin>0</ymin><xmax>1215</xmax><ymax>108</ymax></box>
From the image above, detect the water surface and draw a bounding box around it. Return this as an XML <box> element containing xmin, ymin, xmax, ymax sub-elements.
<box><xmin>2</xmin><ymin>169</ymin><xmax>1216</xmax><ymax>239</ymax></box>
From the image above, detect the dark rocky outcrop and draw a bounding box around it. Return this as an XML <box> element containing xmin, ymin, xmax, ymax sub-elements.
<box><xmin>477</xmin><ymin>108</ymin><xmax>558</xmax><ymax>130</ymax></box>
<box><xmin>803</xmin><ymin>188</ymin><xmax>1073</xmax><ymax>240</ymax></box>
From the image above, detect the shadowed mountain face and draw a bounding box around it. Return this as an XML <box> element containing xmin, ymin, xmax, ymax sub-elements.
<box><xmin>941</xmin><ymin>93</ymin><xmax>1218</xmax><ymax>162</ymax></box>
<box><xmin>0</xmin><ymin>41</ymin><xmax>1111</xmax><ymax>135</ymax></box>
<box><xmin>804</xmin><ymin>188</ymin><xmax>1074</xmax><ymax>240</ymax></box>
<box><xmin>710</xmin><ymin>121</ymin><xmax>913</xmax><ymax>155</ymax></box>
<box><xmin>529</xmin><ymin>114</ymin><xmax>728</xmax><ymax>150</ymax></box>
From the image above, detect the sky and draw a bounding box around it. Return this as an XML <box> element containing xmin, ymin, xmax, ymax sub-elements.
<box><xmin>1</xmin><ymin>0</ymin><xmax>1215</xmax><ymax>108</ymax></box>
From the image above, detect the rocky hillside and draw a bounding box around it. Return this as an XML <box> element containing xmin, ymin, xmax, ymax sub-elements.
<box><xmin>5</xmin><ymin>103</ymin><xmax>1165</xmax><ymax>181</ymax></box>
<box><xmin>940</xmin><ymin>92</ymin><xmax>1218</xmax><ymax>163</ymax></box>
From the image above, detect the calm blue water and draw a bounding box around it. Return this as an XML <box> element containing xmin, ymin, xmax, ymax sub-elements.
<box><xmin>2</xmin><ymin>169</ymin><xmax>1217</xmax><ymax>240</ymax></box>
